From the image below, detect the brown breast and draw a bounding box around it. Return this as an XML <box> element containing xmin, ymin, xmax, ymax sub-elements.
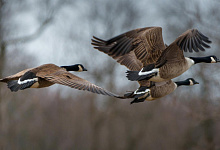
<box><xmin>159</xmin><ymin>60</ymin><xmax>188</xmax><ymax>80</ymax></box>
<box><xmin>150</xmin><ymin>80</ymin><xmax>177</xmax><ymax>98</ymax></box>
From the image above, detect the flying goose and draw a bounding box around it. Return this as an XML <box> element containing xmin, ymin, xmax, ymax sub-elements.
<box><xmin>124</xmin><ymin>78</ymin><xmax>199</xmax><ymax>104</ymax></box>
<box><xmin>91</xmin><ymin>27</ymin><xmax>219</xmax><ymax>82</ymax></box>
<box><xmin>0</xmin><ymin>64</ymin><xmax>118</xmax><ymax>97</ymax></box>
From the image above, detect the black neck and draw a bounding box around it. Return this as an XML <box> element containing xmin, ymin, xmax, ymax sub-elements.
<box><xmin>189</xmin><ymin>56</ymin><xmax>210</xmax><ymax>64</ymax></box>
<box><xmin>175</xmin><ymin>80</ymin><xmax>189</xmax><ymax>87</ymax></box>
<box><xmin>60</xmin><ymin>65</ymin><xmax>78</xmax><ymax>71</ymax></box>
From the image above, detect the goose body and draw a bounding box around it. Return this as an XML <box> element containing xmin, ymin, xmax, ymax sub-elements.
<box><xmin>0</xmin><ymin>64</ymin><xmax>118</xmax><ymax>97</ymax></box>
<box><xmin>125</xmin><ymin>78</ymin><xmax>199</xmax><ymax>104</ymax></box>
<box><xmin>92</xmin><ymin>27</ymin><xmax>219</xmax><ymax>83</ymax></box>
<box><xmin>129</xmin><ymin>81</ymin><xmax>177</xmax><ymax>101</ymax></box>
<box><xmin>129</xmin><ymin>57</ymin><xmax>195</xmax><ymax>82</ymax></box>
<box><xmin>127</xmin><ymin>55</ymin><xmax>219</xmax><ymax>82</ymax></box>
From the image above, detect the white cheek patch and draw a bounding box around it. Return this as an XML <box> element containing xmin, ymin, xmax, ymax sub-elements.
<box><xmin>138</xmin><ymin>68</ymin><xmax>159</xmax><ymax>76</ymax></box>
<box><xmin>211</xmin><ymin>57</ymin><xmax>216</xmax><ymax>63</ymax></box>
<box><xmin>78</xmin><ymin>65</ymin><xmax>83</xmax><ymax>72</ymax></box>
<box><xmin>189</xmin><ymin>80</ymin><xmax>194</xmax><ymax>86</ymax></box>
<box><xmin>185</xmin><ymin>57</ymin><xmax>195</xmax><ymax>67</ymax></box>
<box><xmin>18</xmin><ymin>78</ymin><xmax>38</xmax><ymax>85</ymax></box>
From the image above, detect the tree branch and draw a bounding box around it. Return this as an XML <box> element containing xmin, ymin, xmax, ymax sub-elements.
<box><xmin>6</xmin><ymin>17</ymin><xmax>52</xmax><ymax>45</ymax></box>
<box><xmin>5</xmin><ymin>0</ymin><xmax>65</xmax><ymax>45</ymax></box>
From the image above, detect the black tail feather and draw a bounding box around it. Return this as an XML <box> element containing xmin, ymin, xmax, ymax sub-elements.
<box><xmin>130</xmin><ymin>88</ymin><xmax>151</xmax><ymax>104</ymax></box>
<box><xmin>126</xmin><ymin>70</ymin><xmax>140</xmax><ymax>81</ymax></box>
<box><xmin>124</xmin><ymin>92</ymin><xmax>134</xmax><ymax>98</ymax></box>
<box><xmin>133</xmin><ymin>93</ymin><xmax>145</xmax><ymax>98</ymax></box>
<box><xmin>123</xmin><ymin>90</ymin><xmax>147</xmax><ymax>100</ymax></box>
<box><xmin>126</xmin><ymin>70</ymin><xmax>156</xmax><ymax>81</ymax></box>
<box><xmin>130</xmin><ymin>98</ymin><xmax>146</xmax><ymax>104</ymax></box>
<box><xmin>7</xmin><ymin>80</ymin><xmax>35</xmax><ymax>92</ymax></box>
<box><xmin>7</xmin><ymin>80</ymin><xmax>21</xmax><ymax>92</ymax></box>
<box><xmin>20</xmin><ymin>81</ymin><xmax>36</xmax><ymax>90</ymax></box>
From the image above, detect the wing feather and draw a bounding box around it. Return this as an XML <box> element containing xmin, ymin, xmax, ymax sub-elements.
<box><xmin>91</xmin><ymin>27</ymin><xmax>166</xmax><ymax>69</ymax></box>
<box><xmin>175</xmin><ymin>28</ymin><xmax>211</xmax><ymax>52</ymax></box>
<box><xmin>42</xmin><ymin>71</ymin><xmax>118</xmax><ymax>97</ymax></box>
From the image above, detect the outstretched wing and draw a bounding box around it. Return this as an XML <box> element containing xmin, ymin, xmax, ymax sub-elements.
<box><xmin>92</xmin><ymin>27</ymin><xmax>166</xmax><ymax>68</ymax></box>
<box><xmin>42</xmin><ymin>70</ymin><xmax>118</xmax><ymax>97</ymax></box>
<box><xmin>176</xmin><ymin>28</ymin><xmax>211</xmax><ymax>52</ymax></box>
<box><xmin>156</xmin><ymin>29</ymin><xmax>212</xmax><ymax>64</ymax></box>
<box><xmin>113</xmin><ymin>51</ymin><xmax>143</xmax><ymax>71</ymax></box>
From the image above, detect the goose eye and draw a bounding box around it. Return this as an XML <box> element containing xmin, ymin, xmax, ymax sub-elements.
<box><xmin>66</xmin><ymin>75</ymin><xmax>71</xmax><ymax>79</ymax></box>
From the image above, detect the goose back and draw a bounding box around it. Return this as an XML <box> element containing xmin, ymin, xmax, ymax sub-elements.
<box><xmin>32</xmin><ymin>64</ymin><xmax>64</xmax><ymax>77</ymax></box>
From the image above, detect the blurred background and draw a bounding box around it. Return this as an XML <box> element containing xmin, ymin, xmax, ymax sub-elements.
<box><xmin>0</xmin><ymin>0</ymin><xmax>220</xmax><ymax>149</ymax></box>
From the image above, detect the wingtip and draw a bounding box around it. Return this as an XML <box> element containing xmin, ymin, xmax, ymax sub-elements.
<box><xmin>92</xmin><ymin>36</ymin><xmax>106</xmax><ymax>42</ymax></box>
<box><xmin>114</xmin><ymin>95</ymin><xmax>127</xmax><ymax>99</ymax></box>
<box><xmin>130</xmin><ymin>100</ymin><xmax>135</xmax><ymax>104</ymax></box>
<box><xmin>0</xmin><ymin>78</ymin><xmax>7</xmax><ymax>83</ymax></box>
<box><xmin>206</xmin><ymin>39</ymin><xmax>212</xmax><ymax>44</ymax></box>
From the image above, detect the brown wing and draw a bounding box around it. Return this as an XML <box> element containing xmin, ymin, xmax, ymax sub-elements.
<box><xmin>41</xmin><ymin>70</ymin><xmax>119</xmax><ymax>97</ymax></box>
<box><xmin>156</xmin><ymin>29</ymin><xmax>212</xmax><ymax>65</ymax></box>
<box><xmin>91</xmin><ymin>27</ymin><xmax>166</xmax><ymax>67</ymax></box>
<box><xmin>176</xmin><ymin>28</ymin><xmax>211</xmax><ymax>52</ymax></box>
<box><xmin>113</xmin><ymin>51</ymin><xmax>143</xmax><ymax>71</ymax></box>
<box><xmin>0</xmin><ymin>68</ymin><xmax>34</xmax><ymax>82</ymax></box>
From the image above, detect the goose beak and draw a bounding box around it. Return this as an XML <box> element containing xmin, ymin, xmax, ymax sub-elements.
<box><xmin>83</xmin><ymin>68</ymin><xmax>88</xmax><ymax>71</ymax></box>
<box><xmin>217</xmin><ymin>58</ymin><xmax>220</xmax><ymax>62</ymax></box>
<box><xmin>195</xmin><ymin>81</ymin><xmax>199</xmax><ymax>84</ymax></box>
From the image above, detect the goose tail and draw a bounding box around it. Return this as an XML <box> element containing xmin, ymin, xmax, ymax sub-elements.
<box><xmin>7</xmin><ymin>80</ymin><xmax>21</xmax><ymax>92</ymax></box>
<box><xmin>126</xmin><ymin>70</ymin><xmax>140</xmax><ymax>81</ymax></box>
<box><xmin>126</xmin><ymin>70</ymin><xmax>155</xmax><ymax>81</ymax></box>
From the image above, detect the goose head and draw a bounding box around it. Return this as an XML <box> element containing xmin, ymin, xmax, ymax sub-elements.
<box><xmin>186</xmin><ymin>78</ymin><xmax>199</xmax><ymax>86</ymax></box>
<box><xmin>209</xmin><ymin>55</ymin><xmax>220</xmax><ymax>63</ymax></box>
<box><xmin>189</xmin><ymin>55</ymin><xmax>220</xmax><ymax>64</ymax></box>
<box><xmin>175</xmin><ymin>78</ymin><xmax>199</xmax><ymax>87</ymax></box>
<box><xmin>61</xmin><ymin>64</ymin><xmax>87</xmax><ymax>72</ymax></box>
<box><xmin>76</xmin><ymin>64</ymin><xmax>87</xmax><ymax>72</ymax></box>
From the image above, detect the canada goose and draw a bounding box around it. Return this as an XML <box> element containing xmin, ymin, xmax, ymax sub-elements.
<box><xmin>91</xmin><ymin>27</ymin><xmax>219</xmax><ymax>82</ymax></box>
<box><xmin>124</xmin><ymin>78</ymin><xmax>199</xmax><ymax>104</ymax></box>
<box><xmin>0</xmin><ymin>64</ymin><xmax>117</xmax><ymax>96</ymax></box>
